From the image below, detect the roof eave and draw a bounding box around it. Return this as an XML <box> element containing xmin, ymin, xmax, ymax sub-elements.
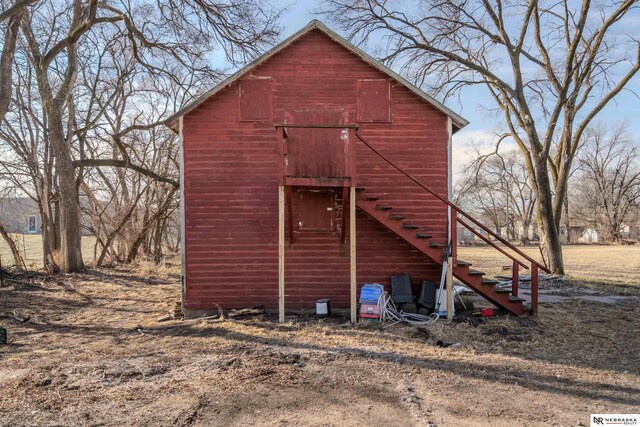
<box><xmin>165</xmin><ymin>19</ymin><xmax>469</xmax><ymax>133</ymax></box>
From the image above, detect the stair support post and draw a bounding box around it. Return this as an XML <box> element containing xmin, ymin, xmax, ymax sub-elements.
<box><xmin>451</xmin><ymin>208</ymin><xmax>457</xmax><ymax>267</ymax></box>
<box><xmin>350</xmin><ymin>186</ymin><xmax>357</xmax><ymax>323</ymax></box>
<box><xmin>278</xmin><ymin>185</ymin><xmax>285</xmax><ymax>323</ymax></box>
<box><xmin>446</xmin><ymin>116</ymin><xmax>454</xmax><ymax>321</ymax></box>
<box><xmin>446</xmin><ymin>255</ymin><xmax>454</xmax><ymax>321</ymax></box>
<box><xmin>512</xmin><ymin>260</ymin><xmax>519</xmax><ymax>297</ymax></box>
<box><xmin>531</xmin><ymin>263</ymin><xmax>538</xmax><ymax>316</ymax></box>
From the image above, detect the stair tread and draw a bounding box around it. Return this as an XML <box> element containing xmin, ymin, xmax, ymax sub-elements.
<box><xmin>457</xmin><ymin>259</ymin><xmax>472</xmax><ymax>267</ymax></box>
<box><xmin>468</xmin><ymin>269</ymin><xmax>485</xmax><ymax>276</ymax></box>
<box><xmin>429</xmin><ymin>242</ymin><xmax>444</xmax><ymax>248</ymax></box>
<box><xmin>402</xmin><ymin>224</ymin><xmax>419</xmax><ymax>229</ymax></box>
<box><xmin>509</xmin><ymin>296</ymin><xmax>525</xmax><ymax>302</ymax></box>
<box><xmin>481</xmin><ymin>279</ymin><xmax>499</xmax><ymax>285</ymax></box>
<box><xmin>415</xmin><ymin>233</ymin><xmax>432</xmax><ymax>238</ymax></box>
<box><xmin>362</xmin><ymin>196</ymin><xmax>379</xmax><ymax>201</ymax></box>
<box><xmin>375</xmin><ymin>205</ymin><xmax>393</xmax><ymax>211</ymax></box>
<box><xmin>389</xmin><ymin>214</ymin><xmax>406</xmax><ymax>220</ymax></box>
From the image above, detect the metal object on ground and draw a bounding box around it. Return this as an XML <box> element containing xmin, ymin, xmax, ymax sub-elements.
<box><xmin>316</xmin><ymin>299</ymin><xmax>331</xmax><ymax>317</ymax></box>
<box><xmin>0</xmin><ymin>327</ymin><xmax>6</xmax><ymax>344</ymax></box>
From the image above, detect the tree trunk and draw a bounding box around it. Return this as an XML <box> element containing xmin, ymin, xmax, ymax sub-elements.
<box><xmin>96</xmin><ymin>196</ymin><xmax>141</xmax><ymax>266</ymax></box>
<box><xmin>0</xmin><ymin>221</ymin><xmax>25</xmax><ymax>269</ymax></box>
<box><xmin>153</xmin><ymin>216</ymin><xmax>165</xmax><ymax>264</ymax></box>
<box><xmin>126</xmin><ymin>187</ymin><xmax>177</xmax><ymax>263</ymax></box>
<box><xmin>0</xmin><ymin>16</ymin><xmax>19</xmax><ymax>123</ymax></box>
<box><xmin>48</xmin><ymin>111</ymin><xmax>84</xmax><ymax>273</ymax></box>
<box><xmin>53</xmin><ymin>198</ymin><xmax>61</xmax><ymax>251</ymax></box>
<box><xmin>36</xmin><ymin>180</ymin><xmax>60</xmax><ymax>273</ymax></box>
<box><xmin>520</xmin><ymin>219</ymin><xmax>531</xmax><ymax>245</ymax></box>
<box><xmin>535</xmin><ymin>158</ymin><xmax>565</xmax><ymax>274</ymax></box>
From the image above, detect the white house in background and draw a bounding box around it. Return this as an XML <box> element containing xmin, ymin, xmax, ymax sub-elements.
<box><xmin>0</xmin><ymin>198</ymin><xmax>42</xmax><ymax>234</ymax></box>
<box><xmin>578</xmin><ymin>227</ymin><xmax>600</xmax><ymax>243</ymax></box>
<box><xmin>620</xmin><ymin>224</ymin><xmax>639</xmax><ymax>240</ymax></box>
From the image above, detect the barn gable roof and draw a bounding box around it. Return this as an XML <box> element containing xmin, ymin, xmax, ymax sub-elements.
<box><xmin>165</xmin><ymin>19</ymin><xmax>469</xmax><ymax>132</ymax></box>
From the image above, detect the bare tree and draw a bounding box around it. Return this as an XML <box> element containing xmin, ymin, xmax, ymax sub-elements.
<box><xmin>0</xmin><ymin>0</ymin><xmax>34</xmax><ymax>124</ymax></box>
<box><xmin>0</xmin><ymin>48</ymin><xmax>60</xmax><ymax>272</ymax></box>
<box><xmin>456</xmin><ymin>149</ymin><xmax>536</xmax><ymax>243</ymax></box>
<box><xmin>321</xmin><ymin>0</ymin><xmax>640</xmax><ymax>273</ymax></box>
<box><xmin>574</xmin><ymin>122</ymin><xmax>640</xmax><ymax>242</ymax></box>
<box><xmin>0</xmin><ymin>0</ymin><xmax>282</xmax><ymax>272</ymax></box>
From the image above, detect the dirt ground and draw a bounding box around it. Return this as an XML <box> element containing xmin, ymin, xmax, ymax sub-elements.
<box><xmin>1</xmin><ymin>249</ymin><xmax>639</xmax><ymax>427</ymax></box>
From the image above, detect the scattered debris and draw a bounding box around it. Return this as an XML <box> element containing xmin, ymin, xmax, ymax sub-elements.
<box><xmin>171</xmin><ymin>301</ymin><xmax>182</xmax><ymax>319</ymax></box>
<box><xmin>11</xmin><ymin>310</ymin><xmax>30</xmax><ymax>323</ymax></box>
<box><xmin>147</xmin><ymin>314</ymin><xmax>222</xmax><ymax>330</ymax></box>
<box><xmin>157</xmin><ymin>301</ymin><xmax>183</xmax><ymax>322</ymax></box>
<box><xmin>157</xmin><ymin>313</ymin><xmax>172</xmax><ymax>322</ymax></box>
<box><xmin>228</xmin><ymin>305</ymin><xmax>265</xmax><ymax>318</ymax></box>
<box><xmin>436</xmin><ymin>340</ymin><xmax>461</xmax><ymax>348</ymax></box>
<box><xmin>480</xmin><ymin>308</ymin><xmax>495</xmax><ymax>317</ymax></box>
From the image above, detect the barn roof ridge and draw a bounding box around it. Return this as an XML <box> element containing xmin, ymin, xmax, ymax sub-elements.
<box><xmin>165</xmin><ymin>19</ymin><xmax>469</xmax><ymax>131</ymax></box>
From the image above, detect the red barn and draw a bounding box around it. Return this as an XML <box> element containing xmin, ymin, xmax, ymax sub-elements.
<box><xmin>167</xmin><ymin>20</ymin><xmax>543</xmax><ymax>320</ymax></box>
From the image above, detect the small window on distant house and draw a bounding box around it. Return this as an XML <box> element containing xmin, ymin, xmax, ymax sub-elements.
<box><xmin>238</xmin><ymin>77</ymin><xmax>272</xmax><ymax>121</ymax></box>
<box><xmin>28</xmin><ymin>215</ymin><xmax>37</xmax><ymax>233</ymax></box>
<box><xmin>357</xmin><ymin>79</ymin><xmax>392</xmax><ymax>123</ymax></box>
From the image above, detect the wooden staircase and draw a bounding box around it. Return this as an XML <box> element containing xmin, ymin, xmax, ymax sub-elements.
<box><xmin>273</xmin><ymin>123</ymin><xmax>546</xmax><ymax>317</ymax></box>
<box><xmin>356</xmin><ymin>190</ymin><xmax>528</xmax><ymax>316</ymax></box>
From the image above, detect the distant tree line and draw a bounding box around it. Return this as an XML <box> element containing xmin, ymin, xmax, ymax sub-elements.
<box><xmin>455</xmin><ymin>122</ymin><xmax>640</xmax><ymax>246</ymax></box>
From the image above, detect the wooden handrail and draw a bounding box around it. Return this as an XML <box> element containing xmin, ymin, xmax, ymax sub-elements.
<box><xmin>457</xmin><ymin>217</ymin><xmax>527</xmax><ymax>270</ymax></box>
<box><xmin>355</xmin><ymin>132</ymin><xmax>550</xmax><ymax>274</ymax></box>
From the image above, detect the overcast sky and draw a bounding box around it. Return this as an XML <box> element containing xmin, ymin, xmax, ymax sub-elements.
<box><xmin>233</xmin><ymin>1</ymin><xmax>640</xmax><ymax>180</ymax></box>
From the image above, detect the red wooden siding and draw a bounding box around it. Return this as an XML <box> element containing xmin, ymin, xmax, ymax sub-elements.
<box><xmin>239</xmin><ymin>77</ymin><xmax>272</xmax><ymax>121</ymax></box>
<box><xmin>298</xmin><ymin>190</ymin><xmax>335</xmax><ymax>231</ymax></box>
<box><xmin>182</xmin><ymin>29</ymin><xmax>449</xmax><ymax>310</ymax></box>
<box><xmin>357</xmin><ymin>79</ymin><xmax>392</xmax><ymax>122</ymax></box>
<box><xmin>284</xmin><ymin>109</ymin><xmax>349</xmax><ymax>178</ymax></box>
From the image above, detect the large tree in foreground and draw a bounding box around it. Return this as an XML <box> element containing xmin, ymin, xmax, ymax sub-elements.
<box><xmin>321</xmin><ymin>0</ymin><xmax>640</xmax><ymax>273</ymax></box>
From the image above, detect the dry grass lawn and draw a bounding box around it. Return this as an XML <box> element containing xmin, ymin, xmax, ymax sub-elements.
<box><xmin>459</xmin><ymin>244</ymin><xmax>640</xmax><ymax>287</ymax></box>
<box><xmin>1</xmin><ymin>246</ymin><xmax>639</xmax><ymax>426</ymax></box>
<box><xmin>0</xmin><ymin>234</ymin><xmax>97</xmax><ymax>269</ymax></box>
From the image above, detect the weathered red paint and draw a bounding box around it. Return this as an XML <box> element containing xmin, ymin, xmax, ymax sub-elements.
<box><xmin>238</xmin><ymin>78</ymin><xmax>272</xmax><ymax>121</ymax></box>
<box><xmin>284</xmin><ymin>110</ymin><xmax>348</xmax><ymax>178</ymax></box>
<box><xmin>357</xmin><ymin>79</ymin><xmax>392</xmax><ymax>122</ymax></box>
<box><xmin>182</xmin><ymin>29</ymin><xmax>450</xmax><ymax>310</ymax></box>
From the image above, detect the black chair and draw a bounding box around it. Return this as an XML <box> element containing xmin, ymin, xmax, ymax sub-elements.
<box><xmin>416</xmin><ymin>281</ymin><xmax>437</xmax><ymax>310</ymax></box>
<box><xmin>391</xmin><ymin>274</ymin><xmax>413</xmax><ymax>304</ymax></box>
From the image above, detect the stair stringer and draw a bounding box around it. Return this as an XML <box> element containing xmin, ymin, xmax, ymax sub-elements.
<box><xmin>356</xmin><ymin>198</ymin><xmax>526</xmax><ymax>316</ymax></box>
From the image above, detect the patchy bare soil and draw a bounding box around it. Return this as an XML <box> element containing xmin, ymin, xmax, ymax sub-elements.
<box><xmin>1</xmin><ymin>261</ymin><xmax>639</xmax><ymax>427</ymax></box>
